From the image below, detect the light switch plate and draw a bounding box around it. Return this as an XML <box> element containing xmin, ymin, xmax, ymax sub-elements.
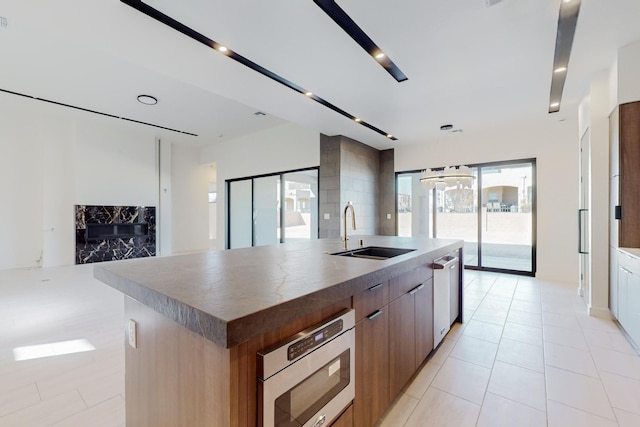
<box><xmin>387</xmin><ymin>213</ymin><xmax>392</xmax><ymax>219</ymax></box>
<box><xmin>128</xmin><ymin>319</ymin><xmax>137</xmax><ymax>349</ymax></box>
<box><xmin>324</xmin><ymin>213</ymin><xmax>330</xmax><ymax>220</ymax></box>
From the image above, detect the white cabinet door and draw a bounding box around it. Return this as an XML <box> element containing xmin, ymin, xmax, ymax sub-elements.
<box><xmin>618</xmin><ymin>266</ymin><xmax>629</xmax><ymax>328</ymax></box>
<box><xmin>626</xmin><ymin>271</ymin><xmax>640</xmax><ymax>347</ymax></box>
<box><xmin>610</xmin><ymin>248</ymin><xmax>619</xmax><ymax>318</ymax></box>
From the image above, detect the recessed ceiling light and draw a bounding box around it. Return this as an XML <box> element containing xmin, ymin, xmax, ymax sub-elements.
<box><xmin>554</xmin><ymin>66</ymin><xmax>567</xmax><ymax>73</ymax></box>
<box><xmin>375</xmin><ymin>52</ymin><xmax>385</xmax><ymax>59</ymax></box>
<box><xmin>305</xmin><ymin>91</ymin><xmax>313</xmax><ymax>97</ymax></box>
<box><xmin>550</xmin><ymin>102</ymin><xmax>560</xmax><ymax>108</ymax></box>
<box><xmin>354</xmin><ymin>117</ymin><xmax>362</xmax><ymax>122</ymax></box>
<box><xmin>217</xmin><ymin>45</ymin><xmax>228</xmax><ymax>53</ymax></box>
<box><xmin>137</xmin><ymin>95</ymin><xmax>157</xmax><ymax>105</ymax></box>
<box><xmin>386</xmin><ymin>134</ymin><xmax>394</xmax><ymax>139</ymax></box>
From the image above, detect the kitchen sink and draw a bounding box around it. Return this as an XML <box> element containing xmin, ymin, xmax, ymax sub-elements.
<box><xmin>331</xmin><ymin>246</ymin><xmax>416</xmax><ymax>260</ymax></box>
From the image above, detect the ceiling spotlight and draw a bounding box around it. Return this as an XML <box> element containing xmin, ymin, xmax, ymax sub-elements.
<box><xmin>386</xmin><ymin>134</ymin><xmax>393</xmax><ymax>139</ymax></box>
<box><xmin>550</xmin><ymin>102</ymin><xmax>560</xmax><ymax>108</ymax></box>
<box><xmin>375</xmin><ymin>52</ymin><xmax>385</xmax><ymax>59</ymax></box>
<box><xmin>217</xmin><ymin>45</ymin><xmax>228</xmax><ymax>53</ymax></box>
<box><xmin>137</xmin><ymin>95</ymin><xmax>158</xmax><ymax>105</ymax></box>
<box><xmin>554</xmin><ymin>66</ymin><xmax>567</xmax><ymax>73</ymax></box>
<box><xmin>354</xmin><ymin>117</ymin><xmax>362</xmax><ymax>122</ymax></box>
<box><xmin>305</xmin><ymin>91</ymin><xmax>313</xmax><ymax>97</ymax></box>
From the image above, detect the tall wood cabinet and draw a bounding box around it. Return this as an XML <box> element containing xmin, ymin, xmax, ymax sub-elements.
<box><xmin>611</xmin><ymin>101</ymin><xmax>640</xmax><ymax>248</ymax></box>
<box><xmin>610</xmin><ymin>101</ymin><xmax>640</xmax><ymax>324</ymax></box>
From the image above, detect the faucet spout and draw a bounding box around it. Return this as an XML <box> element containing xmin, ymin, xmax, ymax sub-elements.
<box><xmin>343</xmin><ymin>201</ymin><xmax>357</xmax><ymax>250</ymax></box>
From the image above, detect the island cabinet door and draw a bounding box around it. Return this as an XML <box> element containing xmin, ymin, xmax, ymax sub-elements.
<box><xmin>415</xmin><ymin>278</ymin><xmax>434</xmax><ymax>365</ymax></box>
<box><xmin>389</xmin><ymin>292</ymin><xmax>416</xmax><ymax>398</ymax></box>
<box><xmin>354</xmin><ymin>307</ymin><xmax>390</xmax><ymax>427</ymax></box>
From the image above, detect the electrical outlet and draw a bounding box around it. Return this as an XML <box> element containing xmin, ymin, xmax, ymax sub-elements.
<box><xmin>324</xmin><ymin>213</ymin><xmax>330</xmax><ymax>220</ymax></box>
<box><xmin>128</xmin><ymin>319</ymin><xmax>137</xmax><ymax>349</ymax></box>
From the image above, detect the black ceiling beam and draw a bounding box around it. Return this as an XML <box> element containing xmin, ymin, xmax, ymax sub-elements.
<box><xmin>548</xmin><ymin>0</ymin><xmax>581</xmax><ymax>113</ymax></box>
<box><xmin>120</xmin><ymin>0</ymin><xmax>398</xmax><ymax>140</ymax></box>
<box><xmin>313</xmin><ymin>0</ymin><xmax>408</xmax><ymax>82</ymax></box>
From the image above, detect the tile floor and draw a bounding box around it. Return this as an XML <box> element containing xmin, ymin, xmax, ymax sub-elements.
<box><xmin>1</xmin><ymin>265</ymin><xmax>639</xmax><ymax>426</ymax></box>
<box><xmin>380</xmin><ymin>271</ymin><xmax>640</xmax><ymax>427</ymax></box>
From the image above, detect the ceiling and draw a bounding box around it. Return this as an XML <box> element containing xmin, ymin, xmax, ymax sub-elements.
<box><xmin>1</xmin><ymin>0</ymin><xmax>640</xmax><ymax>150</ymax></box>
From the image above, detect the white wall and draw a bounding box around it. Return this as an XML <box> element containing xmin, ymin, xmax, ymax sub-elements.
<box><xmin>618</xmin><ymin>39</ymin><xmax>640</xmax><ymax>105</ymax></box>
<box><xmin>0</xmin><ymin>95</ymin><xmax>160</xmax><ymax>270</ymax></box>
<box><xmin>579</xmin><ymin>71</ymin><xmax>613</xmax><ymax>317</ymax></box>
<box><xmin>200</xmin><ymin>122</ymin><xmax>320</xmax><ymax>249</ymax></box>
<box><xmin>395</xmin><ymin>119</ymin><xmax>578</xmax><ymax>284</ymax></box>
<box><xmin>171</xmin><ymin>145</ymin><xmax>213</xmax><ymax>254</ymax></box>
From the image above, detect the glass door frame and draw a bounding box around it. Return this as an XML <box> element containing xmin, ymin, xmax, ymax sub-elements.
<box><xmin>225</xmin><ymin>166</ymin><xmax>320</xmax><ymax>249</ymax></box>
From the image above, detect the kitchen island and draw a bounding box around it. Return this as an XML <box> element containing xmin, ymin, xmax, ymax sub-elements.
<box><xmin>95</xmin><ymin>236</ymin><xmax>463</xmax><ymax>427</ymax></box>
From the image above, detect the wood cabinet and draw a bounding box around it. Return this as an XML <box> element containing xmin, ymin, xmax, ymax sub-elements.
<box><xmin>331</xmin><ymin>404</ymin><xmax>353</xmax><ymax>427</ymax></box>
<box><xmin>611</xmin><ymin>102</ymin><xmax>640</xmax><ymax>248</ymax></box>
<box><xmin>415</xmin><ymin>278</ymin><xmax>434</xmax><ymax>366</ymax></box>
<box><xmin>353</xmin><ymin>281</ymin><xmax>390</xmax><ymax>427</ymax></box>
<box><xmin>609</xmin><ymin>102</ymin><xmax>640</xmax><ymax>321</ymax></box>
<box><xmin>389</xmin><ymin>291</ymin><xmax>417</xmax><ymax>398</ymax></box>
<box><xmin>389</xmin><ymin>266</ymin><xmax>434</xmax><ymax>398</ymax></box>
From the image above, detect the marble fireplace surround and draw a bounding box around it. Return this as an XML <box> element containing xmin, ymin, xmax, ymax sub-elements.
<box><xmin>75</xmin><ymin>205</ymin><xmax>156</xmax><ymax>264</ymax></box>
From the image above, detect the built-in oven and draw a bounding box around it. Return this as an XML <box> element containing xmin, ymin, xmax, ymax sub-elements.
<box><xmin>257</xmin><ymin>309</ymin><xmax>355</xmax><ymax>427</ymax></box>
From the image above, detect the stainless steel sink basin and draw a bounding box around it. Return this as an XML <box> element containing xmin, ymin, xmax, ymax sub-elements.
<box><xmin>331</xmin><ymin>246</ymin><xmax>416</xmax><ymax>260</ymax></box>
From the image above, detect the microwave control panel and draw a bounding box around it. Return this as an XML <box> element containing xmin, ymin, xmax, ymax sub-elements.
<box><xmin>287</xmin><ymin>319</ymin><xmax>343</xmax><ymax>360</ymax></box>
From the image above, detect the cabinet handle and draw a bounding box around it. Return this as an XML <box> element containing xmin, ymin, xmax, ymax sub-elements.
<box><xmin>368</xmin><ymin>283</ymin><xmax>383</xmax><ymax>291</ymax></box>
<box><xmin>367</xmin><ymin>310</ymin><xmax>382</xmax><ymax>320</ymax></box>
<box><xmin>409</xmin><ymin>284</ymin><xmax>425</xmax><ymax>295</ymax></box>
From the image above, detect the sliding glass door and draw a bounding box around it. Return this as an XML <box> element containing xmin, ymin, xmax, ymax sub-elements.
<box><xmin>479</xmin><ymin>162</ymin><xmax>534</xmax><ymax>272</ymax></box>
<box><xmin>434</xmin><ymin>168</ymin><xmax>479</xmax><ymax>267</ymax></box>
<box><xmin>227</xmin><ymin>168</ymin><xmax>319</xmax><ymax>249</ymax></box>
<box><xmin>396</xmin><ymin>159</ymin><xmax>536</xmax><ymax>275</ymax></box>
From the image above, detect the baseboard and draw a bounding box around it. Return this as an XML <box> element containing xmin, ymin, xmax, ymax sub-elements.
<box><xmin>588</xmin><ymin>306</ymin><xmax>613</xmax><ymax>319</ymax></box>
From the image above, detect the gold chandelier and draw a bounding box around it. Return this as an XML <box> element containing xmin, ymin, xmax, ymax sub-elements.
<box><xmin>420</xmin><ymin>166</ymin><xmax>475</xmax><ymax>190</ymax></box>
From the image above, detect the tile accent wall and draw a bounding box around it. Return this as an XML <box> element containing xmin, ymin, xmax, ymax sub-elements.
<box><xmin>319</xmin><ymin>135</ymin><xmax>342</xmax><ymax>238</ymax></box>
<box><xmin>319</xmin><ymin>135</ymin><xmax>395</xmax><ymax>239</ymax></box>
<box><xmin>75</xmin><ymin>205</ymin><xmax>156</xmax><ymax>264</ymax></box>
<box><xmin>379</xmin><ymin>149</ymin><xmax>396</xmax><ymax>236</ymax></box>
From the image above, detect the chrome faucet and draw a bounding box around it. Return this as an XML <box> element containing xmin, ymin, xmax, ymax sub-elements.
<box><xmin>342</xmin><ymin>201</ymin><xmax>357</xmax><ymax>250</ymax></box>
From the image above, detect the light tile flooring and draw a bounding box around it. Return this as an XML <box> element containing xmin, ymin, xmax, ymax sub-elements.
<box><xmin>1</xmin><ymin>266</ymin><xmax>639</xmax><ymax>426</ymax></box>
<box><xmin>380</xmin><ymin>271</ymin><xmax>640</xmax><ymax>427</ymax></box>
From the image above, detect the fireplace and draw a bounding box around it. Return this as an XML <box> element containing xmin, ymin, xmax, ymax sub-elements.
<box><xmin>75</xmin><ymin>205</ymin><xmax>156</xmax><ymax>264</ymax></box>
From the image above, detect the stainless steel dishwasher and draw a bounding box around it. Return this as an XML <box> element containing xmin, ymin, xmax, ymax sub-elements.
<box><xmin>433</xmin><ymin>255</ymin><xmax>459</xmax><ymax>348</ymax></box>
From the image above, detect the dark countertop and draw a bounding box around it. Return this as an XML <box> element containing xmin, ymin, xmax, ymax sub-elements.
<box><xmin>94</xmin><ymin>236</ymin><xmax>462</xmax><ymax>348</ymax></box>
